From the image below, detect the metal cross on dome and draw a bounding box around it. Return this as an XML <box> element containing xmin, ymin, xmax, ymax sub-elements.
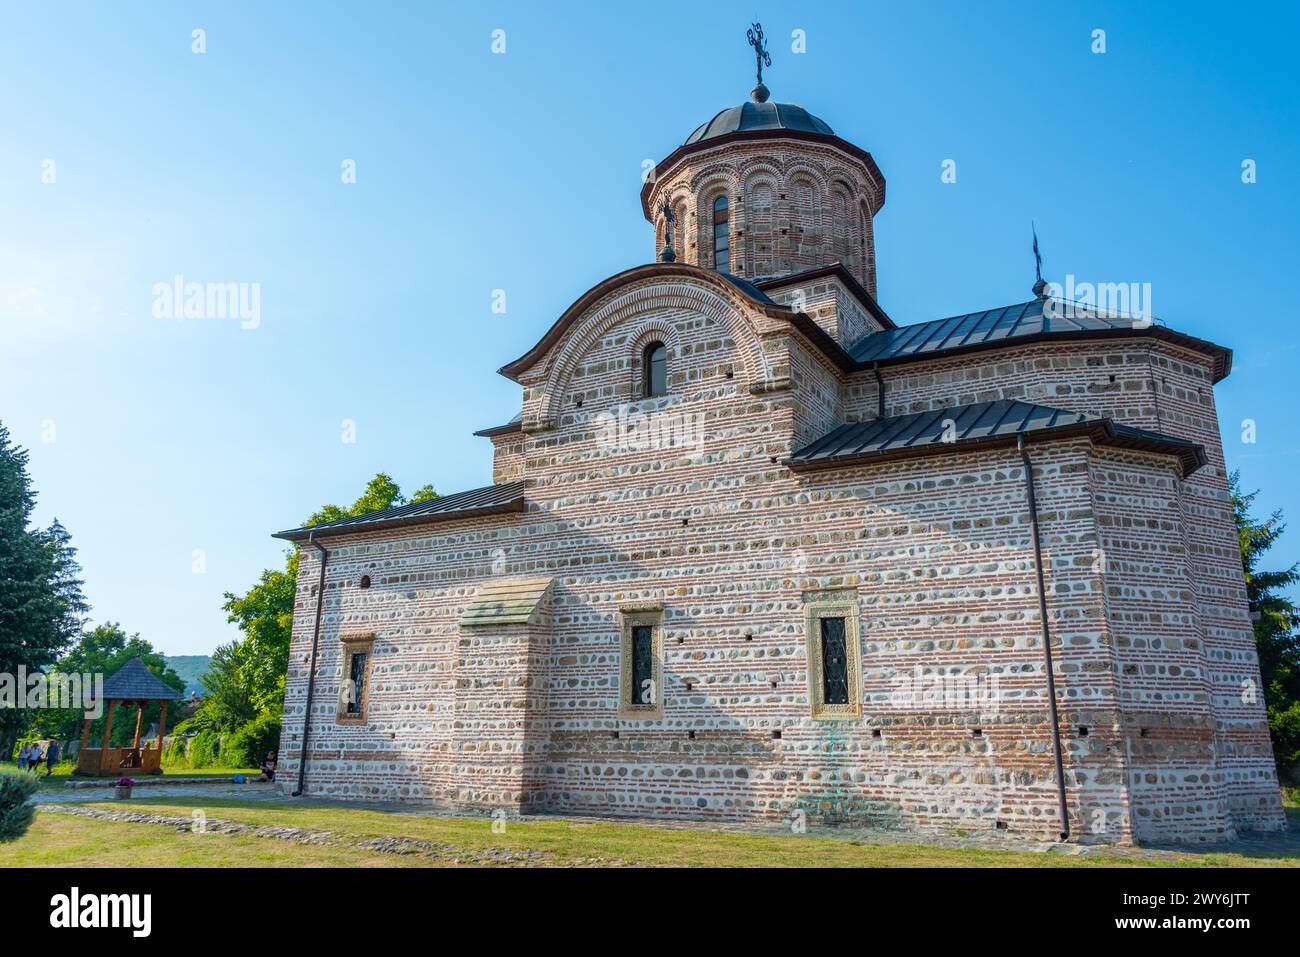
<box><xmin>747</xmin><ymin>22</ymin><xmax>771</xmax><ymax>86</ymax></box>
<box><xmin>1032</xmin><ymin>221</ymin><xmax>1044</xmax><ymax>285</ymax></box>
<box><xmin>659</xmin><ymin>197</ymin><xmax>676</xmax><ymax>243</ymax></box>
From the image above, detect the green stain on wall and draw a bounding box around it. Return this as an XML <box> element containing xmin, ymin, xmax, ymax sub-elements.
<box><xmin>789</xmin><ymin>722</ymin><xmax>903</xmax><ymax>830</ymax></box>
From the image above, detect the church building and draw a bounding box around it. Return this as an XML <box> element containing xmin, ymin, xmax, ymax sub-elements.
<box><xmin>273</xmin><ymin>32</ymin><xmax>1284</xmax><ymax>844</ymax></box>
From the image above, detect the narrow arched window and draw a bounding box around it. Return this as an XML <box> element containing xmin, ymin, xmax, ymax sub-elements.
<box><xmin>712</xmin><ymin>195</ymin><xmax>730</xmax><ymax>273</ymax></box>
<box><xmin>643</xmin><ymin>342</ymin><xmax>667</xmax><ymax>397</ymax></box>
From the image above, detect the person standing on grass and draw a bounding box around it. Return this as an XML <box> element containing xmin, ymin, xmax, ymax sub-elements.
<box><xmin>16</xmin><ymin>744</ymin><xmax>29</xmax><ymax>771</ymax></box>
<box><xmin>45</xmin><ymin>741</ymin><xmax>59</xmax><ymax>776</ymax></box>
<box><xmin>27</xmin><ymin>744</ymin><xmax>42</xmax><ymax>772</ymax></box>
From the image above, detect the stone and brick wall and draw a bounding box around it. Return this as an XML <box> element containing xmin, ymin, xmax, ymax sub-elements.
<box><xmin>490</xmin><ymin>432</ymin><xmax>525</xmax><ymax>484</ymax></box>
<box><xmin>277</xmin><ymin>270</ymin><xmax>1284</xmax><ymax>843</ymax></box>
<box><xmin>764</xmin><ymin>273</ymin><xmax>887</xmax><ymax>350</ymax></box>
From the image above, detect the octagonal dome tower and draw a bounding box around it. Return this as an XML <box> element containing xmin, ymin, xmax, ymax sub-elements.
<box><xmin>643</xmin><ymin>77</ymin><xmax>885</xmax><ymax>296</ymax></box>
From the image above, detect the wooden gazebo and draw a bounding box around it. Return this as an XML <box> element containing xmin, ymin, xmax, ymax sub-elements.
<box><xmin>75</xmin><ymin>657</ymin><xmax>182</xmax><ymax>776</ymax></box>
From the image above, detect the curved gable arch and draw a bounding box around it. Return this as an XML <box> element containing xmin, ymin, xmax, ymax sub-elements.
<box><xmin>535</xmin><ymin>279</ymin><xmax>767</xmax><ymax>424</ymax></box>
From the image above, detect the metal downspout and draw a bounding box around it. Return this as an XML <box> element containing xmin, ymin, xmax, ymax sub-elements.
<box><xmin>293</xmin><ymin>532</ymin><xmax>329</xmax><ymax>797</ymax></box>
<box><xmin>873</xmin><ymin>362</ymin><xmax>885</xmax><ymax>418</ymax></box>
<box><xmin>1017</xmin><ymin>435</ymin><xmax>1071</xmax><ymax>841</ymax></box>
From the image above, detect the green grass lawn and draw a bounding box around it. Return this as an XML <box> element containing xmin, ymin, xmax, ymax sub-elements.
<box><xmin>4</xmin><ymin>793</ymin><xmax>1294</xmax><ymax>868</ymax></box>
<box><xmin>2</xmin><ymin>813</ymin><xmax>415</xmax><ymax>868</ymax></box>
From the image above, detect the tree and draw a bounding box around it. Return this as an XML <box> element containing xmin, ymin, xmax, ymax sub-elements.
<box><xmin>30</xmin><ymin>622</ymin><xmax>184</xmax><ymax>747</ymax></box>
<box><xmin>0</xmin><ymin>422</ymin><xmax>87</xmax><ymax>761</ymax></box>
<box><xmin>0</xmin><ymin>770</ymin><xmax>37</xmax><ymax>842</ymax></box>
<box><xmin>183</xmin><ymin>475</ymin><xmax>438</xmax><ymax>752</ymax></box>
<box><xmin>304</xmin><ymin>472</ymin><xmax>436</xmax><ymax>526</ymax></box>
<box><xmin>221</xmin><ymin>566</ymin><xmax>296</xmax><ymax>717</ymax></box>
<box><xmin>182</xmin><ymin>641</ymin><xmax>256</xmax><ymax>733</ymax></box>
<box><xmin>1231</xmin><ymin>471</ymin><xmax>1300</xmax><ymax>777</ymax></box>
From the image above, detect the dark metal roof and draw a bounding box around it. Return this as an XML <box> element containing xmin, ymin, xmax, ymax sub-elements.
<box><xmin>685</xmin><ymin>100</ymin><xmax>834</xmax><ymax>145</ymax></box>
<box><xmin>719</xmin><ymin>272</ymin><xmax>775</xmax><ymax>304</ymax></box>
<box><xmin>102</xmin><ymin>657</ymin><xmax>182</xmax><ymax>701</ymax></box>
<box><xmin>788</xmin><ymin>399</ymin><xmax>1205</xmax><ymax>476</ymax></box>
<box><xmin>273</xmin><ymin>481</ymin><xmax>527</xmax><ymax>542</ymax></box>
<box><xmin>846</xmin><ymin>297</ymin><xmax>1232</xmax><ymax>382</ymax></box>
<box><xmin>473</xmin><ymin>412</ymin><xmax>523</xmax><ymax>438</ymax></box>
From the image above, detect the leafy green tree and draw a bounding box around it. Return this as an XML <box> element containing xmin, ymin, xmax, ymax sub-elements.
<box><xmin>222</xmin><ymin>566</ymin><xmax>296</xmax><ymax>717</ymax></box>
<box><xmin>304</xmin><ymin>472</ymin><xmax>435</xmax><ymax>526</ymax></box>
<box><xmin>409</xmin><ymin>484</ymin><xmax>439</xmax><ymax>504</ymax></box>
<box><xmin>30</xmin><ymin>623</ymin><xmax>184</xmax><ymax>747</ymax></box>
<box><xmin>182</xmin><ymin>641</ymin><xmax>256</xmax><ymax>733</ymax></box>
<box><xmin>1231</xmin><ymin>471</ymin><xmax>1300</xmax><ymax>777</ymax></box>
<box><xmin>182</xmin><ymin>475</ymin><xmax>437</xmax><ymax>754</ymax></box>
<box><xmin>0</xmin><ymin>422</ymin><xmax>87</xmax><ymax>761</ymax></box>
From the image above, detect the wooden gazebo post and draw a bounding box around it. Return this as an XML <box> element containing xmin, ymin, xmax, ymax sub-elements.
<box><xmin>99</xmin><ymin>700</ymin><xmax>117</xmax><ymax>775</ymax></box>
<box><xmin>157</xmin><ymin>701</ymin><xmax>169</xmax><ymax>756</ymax></box>
<box><xmin>131</xmin><ymin>702</ymin><xmax>145</xmax><ymax>751</ymax></box>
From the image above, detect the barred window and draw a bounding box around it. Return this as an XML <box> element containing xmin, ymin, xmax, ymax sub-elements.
<box><xmin>346</xmin><ymin>649</ymin><xmax>368</xmax><ymax>714</ymax></box>
<box><xmin>631</xmin><ymin>625</ymin><xmax>655</xmax><ymax>705</ymax></box>
<box><xmin>337</xmin><ymin>633</ymin><xmax>375</xmax><ymax>723</ymax></box>
<box><xmin>820</xmin><ymin>617</ymin><xmax>849</xmax><ymax>705</ymax></box>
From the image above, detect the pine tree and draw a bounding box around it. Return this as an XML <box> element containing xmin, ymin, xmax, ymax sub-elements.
<box><xmin>1231</xmin><ymin>471</ymin><xmax>1300</xmax><ymax>777</ymax></box>
<box><xmin>0</xmin><ymin>770</ymin><xmax>37</xmax><ymax>842</ymax></box>
<box><xmin>0</xmin><ymin>423</ymin><xmax>87</xmax><ymax>761</ymax></box>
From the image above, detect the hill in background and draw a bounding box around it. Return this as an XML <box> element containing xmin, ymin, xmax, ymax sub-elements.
<box><xmin>164</xmin><ymin>655</ymin><xmax>212</xmax><ymax>697</ymax></box>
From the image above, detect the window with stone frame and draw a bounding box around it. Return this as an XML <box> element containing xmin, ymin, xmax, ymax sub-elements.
<box><xmin>803</xmin><ymin>589</ymin><xmax>862</xmax><ymax>719</ymax></box>
<box><xmin>336</xmin><ymin>632</ymin><xmax>375</xmax><ymax>723</ymax></box>
<box><xmin>618</xmin><ymin>606</ymin><xmax>663</xmax><ymax>719</ymax></box>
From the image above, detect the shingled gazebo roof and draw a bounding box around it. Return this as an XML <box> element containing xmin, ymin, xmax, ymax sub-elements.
<box><xmin>101</xmin><ymin>657</ymin><xmax>182</xmax><ymax>701</ymax></box>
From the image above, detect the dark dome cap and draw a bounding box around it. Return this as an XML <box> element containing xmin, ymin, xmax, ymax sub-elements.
<box><xmin>685</xmin><ymin>100</ymin><xmax>834</xmax><ymax>146</ymax></box>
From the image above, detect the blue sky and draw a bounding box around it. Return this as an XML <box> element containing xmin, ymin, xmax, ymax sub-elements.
<box><xmin>2</xmin><ymin>2</ymin><xmax>1297</xmax><ymax>656</ymax></box>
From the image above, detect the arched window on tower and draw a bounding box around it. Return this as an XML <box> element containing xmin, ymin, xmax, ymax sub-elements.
<box><xmin>832</xmin><ymin>188</ymin><xmax>850</xmax><ymax>265</ymax></box>
<box><xmin>643</xmin><ymin>341</ymin><xmax>667</xmax><ymax>398</ymax></box>
<box><xmin>674</xmin><ymin>201</ymin><xmax>688</xmax><ymax>261</ymax></box>
<box><xmin>712</xmin><ymin>195</ymin><xmax>730</xmax><ymax>273</ymax></box>
<box><xmin>747</xmin><ymin>184</ymin><xmax>773</xmax><ymax>278</ymax></box>
<box><xmin>791</xmin><ymin>179</ymin><xmax>817</xmax><ymax>269</ymax></box>
<box><xmin>859</xmin><ymin>202</ymin><xmax>874</xmax><ymax>288</ymax></box>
